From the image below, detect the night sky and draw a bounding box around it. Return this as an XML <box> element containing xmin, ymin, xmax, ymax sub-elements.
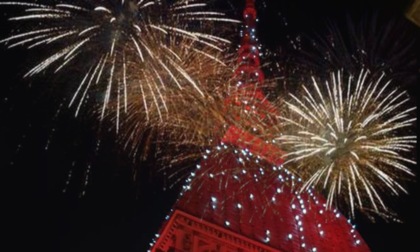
<box><xmin>1</xmin><ymin>0</ymin><xmax>419</xmax><ymax>251</ymax></box>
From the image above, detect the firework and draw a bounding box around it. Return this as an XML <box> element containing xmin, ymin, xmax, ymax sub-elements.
<box><xmin>295</xmin><ymin>14</ymin><xmax>417</xmax><ymax>85</ymax></box>
<box><xmin>276</xmin><ymin>69</ymin><xmax>416</xmax><ymax>217</ymax></box>
<box><xmin>262</xmin><ymin>13</ymin><xmax>418</xmax><ymax>101</ymax></box>
<box><xmin>107</xmin><ymin>45</ymin><xmax>234</xmax><ymax>137</ymax></box>
<box><xmin>91</xmin><ymin>45</ymin><xmax>234</xmax><ymax>181</ymax></box>
<box><xmin>105</xmin><ymin>50</ymin><xmax>285</xmax><ymax>185</ymax></box>
<box><xmin>0</xmin><ymin>0</ymin><xmax>239</xmax><ymax>117</ymax></box>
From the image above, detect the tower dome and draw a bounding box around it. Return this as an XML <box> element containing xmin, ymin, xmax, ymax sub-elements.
<box><xmin>172</xmin><ymin>144</ymin><xmax>370</xmax><ymax>252</ymax></box>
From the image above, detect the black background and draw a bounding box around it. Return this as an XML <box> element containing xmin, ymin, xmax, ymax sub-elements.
<box><xmin>1</xmin><ymin>0</ymin><xmax>419</xmax><ymax>251</ymax></box>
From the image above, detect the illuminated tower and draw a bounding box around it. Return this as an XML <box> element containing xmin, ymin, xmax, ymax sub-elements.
<box><xmin>151</xmin><ymin>1</ymin><xmax>370</xmax><ymax>251</ymax></box>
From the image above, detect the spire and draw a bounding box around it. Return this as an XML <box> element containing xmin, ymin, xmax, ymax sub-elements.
<box><xmin>235</xmin><ymin>0</ymin><xmax>264</xmax><ymax>87</ymax></box>
<box><xmin>223</xmin><ymin>0</ymin><xmax>283</xmax><ymax>163</ymax></box>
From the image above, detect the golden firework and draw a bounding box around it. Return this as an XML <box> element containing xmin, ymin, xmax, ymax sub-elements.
<box><xmin>103</xmin><ymin>42</ymin><xmax>284</xmax><ymax>183</ymax></box>
<box><xmin>275</xmin><ymin>69</ymin><xmax>416</xmax><ymax>218</ymax></box>
<box><xmin>0</xmin><ymin>1</ymin><xmax>239</xmax><ymax>116</ymax></box>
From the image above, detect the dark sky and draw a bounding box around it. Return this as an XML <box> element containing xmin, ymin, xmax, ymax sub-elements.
<box><xmin>1</xmin><ymin>0</ymin><xmax>419</xmax><ymax>251</ymax></box>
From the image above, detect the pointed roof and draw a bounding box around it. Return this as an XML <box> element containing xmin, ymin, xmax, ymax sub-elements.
<box><xmin>229</xmin><ymin>0</ymin><xmax>278</xmax><ymax>120</ymax></box>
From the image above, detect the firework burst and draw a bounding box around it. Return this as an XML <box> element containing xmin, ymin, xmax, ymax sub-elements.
<box><xmin>151</xmin><ymin>79</ymin><xmax>282</xmax><ymax>186</ymax></box>
<box><xmin>91</xmin><ymin>45</ymin><xmax>234</xmax><ymax>181</ymax></box>
<box><xmin>294</xmin><ymin>14</ymin><xmax>417</xmax><ymax>85</ymax></box>
<box><xmin>106</xmin><ymin>51</ymin><xmax>284</xmax><ymax>184</ymax></box>
<box><xmin>0</xmin><ymin>0</ymin><xmax>239</xmax><ymax>117</ymax></box>
<box><xmin>107</xmin><ymin>45</ymin><xmax>234</xmax><ymax>138</ymax></box>
<box><xmin>276</xmin><ymin>69</ymin><xmax>416</xmax><ymax>217</ymax></box>
<box><xmin>262</xmin><ymin>13</ymin><xmax>418</xmax><ymax>100</ymax></box>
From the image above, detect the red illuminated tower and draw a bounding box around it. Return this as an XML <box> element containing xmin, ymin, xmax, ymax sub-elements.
<box><xmin>151</xmin><ymin>1</ymin><xmax>370</xmax><ymax>251</ymax></box>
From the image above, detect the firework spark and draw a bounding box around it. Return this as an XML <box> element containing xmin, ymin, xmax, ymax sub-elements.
<box><xmin>295</xmin><ymin>14</ymin><xmax>417</xmax><ymax>85</ymax></box>
<box><xmin>276</xmin><ymin>69</ymin><xmax>416</xmax><ymax>217</ymax></box>
<box><xmin>0</xmin><ymin>0</ymin><xmax>239</xmax><ymax>117</ymax></box>
<box><xmin>89</xmin><ymin>45</ymin><xmax>235</xmax><ymax>181</ymax></box>
<box><xmin>105</xmin><ymin>50</ymin><xmax>284</xmax><ymax>184</ymax></box>
<box><xmin>262</xmin><ymin>13</ymin><xmax>418</xmax><ymax>100</ymax></box>
<box><xmin>152</xmin><ymin>80</ymin><xmax>282</xmax><ymax>186</ymax></box>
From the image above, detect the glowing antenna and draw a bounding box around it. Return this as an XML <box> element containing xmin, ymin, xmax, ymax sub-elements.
<box><xmin>234</xmin><ymin>0</ymin><xmax>265</xmax><ymax>87</ymax></box>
